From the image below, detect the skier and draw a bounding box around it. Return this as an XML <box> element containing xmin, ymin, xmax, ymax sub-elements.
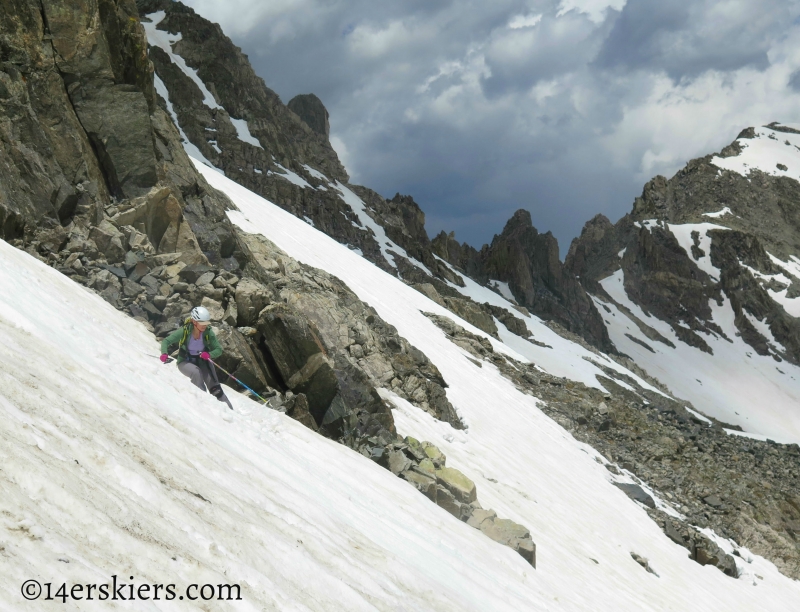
<box><xmin>159</xmin><ymin>306</ymin><xmax>233</xmax><ymax>410</ymax></box>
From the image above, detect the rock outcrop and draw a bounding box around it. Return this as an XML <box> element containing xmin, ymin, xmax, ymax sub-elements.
<box><xmin>386</xmin><ymin>434</ymin><xmax>536</xmax><ymax>566</ymax></box>
<box><xmin>432</xmin><ymin>210</ymin><xmax>614</xmax><ymax>352</ymax></box>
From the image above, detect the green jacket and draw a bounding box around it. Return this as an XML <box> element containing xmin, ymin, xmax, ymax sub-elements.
<box><xmin>160</xmin><ymin>321</ymin><xmax>224</xmax><ymax>363</ymax></box>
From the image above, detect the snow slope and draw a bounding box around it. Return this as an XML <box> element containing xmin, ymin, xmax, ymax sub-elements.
<box><xmin>711</xmin><ymin>124</ymin><xmax>800</xmax><ymax>180</ymax></box>
<box><xmin>0</xmin><ymin>241</ymin><xmax>571</xmax><ymax>611</ymax></box>
<box><xmin>193</xmin><ymin>159</ymin><xmax>800</xmax><ymax>610</ymax></box>
<box><xmin>595</xmin><ymin>270</ymin><xmax>800</xmax><ymax>444</ymax></box>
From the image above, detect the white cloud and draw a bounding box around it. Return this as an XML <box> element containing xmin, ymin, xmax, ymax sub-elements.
<box><xmin>329</xmin><ymin>134</ymin><xmax>357</xmax><ymax>182</ymax></box>
<box><xmin>508</xmin><ymin>13</ymin><xmax>543</xmax><ymax>29</ymax></box>
<box><xmin>557</xmin><ymin>0</ymin><xmax>627</xmax><ymax>23</ymax></box>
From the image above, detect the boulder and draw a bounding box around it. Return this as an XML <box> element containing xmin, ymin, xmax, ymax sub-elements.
<box><xmin>631</xmin><ymin>552</ymin><xmax>658</xmax><ymax>576</ymax></box>
<box><xmin>121</xmin><ymin>278</ymin><xmax>143</xmax><ymax>298</ymax></box>
<box><xmin>284</xmin><ymin>393</ymin><xmax>318</xmax><ymax>431</ymax></box>
<box><xmin>212</xmin><ymin>326</ymin><xmax>271</xmax><ymax>393</ymax></box>
<box><xmin>703</xmin><ymin>494</ymin><xmax>723</xmax><ymax>508</ymax></box>
<box><xmin>93</xmin><ymin>269</ymin><xmax>121</xmax><ymax>291</ymax></box>
<box><xmin>128</xmin><ymin>261</ymin><xmax>149</xmax><ymax>283</ymax></box>
<box><xmin>435</xmin><ymin>467</ymin><xmax>477</xmax><ymax>504</ymax></box>
<box><xmin>89</xmin><ymin>221</ymin><xmax>126</xmax><ymax>262</ymax></box>
<box><xmin>402</xmin><ymin>437</ymin><xmax>426</xmax><ymax>462</ymax></box>
<box><xmin>223</xmin><ymin>300</ymin><xmax>238</xmax><ymax>326</ymax></box>
<box><xmin>466</xmin><ymin>508</ymin><xmax>497</xmax><ymax>529</ymax></box>
<box><xmin>139</xmin><ymin>274</ymin><xmax>160</xmax><ymax>296</ymax></box>
<box><xmin>435</xmin><ymin>486</ymin><xmax>462</xmax><ymax>518</ymax></box>
<box><xmin>235</xmin><ymin>278</ymin><xmax>272</xmax><ymax>326</ymax></box>
<box><xmin>179</xmin><ymin>263</ymin><xmax>214</xmax><ymax>284</ymax></box>
<box><xmin>416</xmin><ymin>458</ymin><xmax>436</xmax><ymax>476</ymax></box>
<box><xmin>388</xmin><ymin>450</ymin><xmax>412</xmax><ymax>475</ymax></box>
<box><xmin>201</xmin><ymin>297</ymin><xmax>225</xmax><ymax>322</ymax></box>
<box><xmin>256</xmin><ymin>303</ymin><xmax>344</xmax><ymax>428</ymax></box>
<box><xmin>614</xmin><ymin>483</ymin><xmax>656</xmax><ymax>509</ymax></box>
<box><xmin>442</xmin><ymin>296</ymin><xmax>499</xmax><ymax>338</ymax></box>
<box><xmin>479</xmin><ymin>518</ymin><xmax>536</xmax><ymax>567</ymax></box>
<box><xmin>196</xmin><ymin>271</ymin><xmax>215</xmax><ymax>286</ymax></box>
<box><xmin>413</xmin><ymin>283</ymin><xmax>446</xmax><ymax>307</ymax></box>
<box><xmin>421</xmin><ymin>442</ymin><xmax>446</xmax><ymax>468</ymax></box>
<box><xmin>401</xmin><ymin>471</ymin><xmax>437</xmax><ymax>501</ymax></box>
<box><xmin>123</xmin><ymin>226</ymin><xmax>155</xmax><ymax>255</ymax></box>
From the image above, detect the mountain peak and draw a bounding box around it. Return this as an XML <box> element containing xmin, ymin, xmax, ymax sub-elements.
<box><xmin>288</xmin><ymin>93</ymin><xmax>330</xmax><ymax>138</ymax></box>
<box><xmin>501</xmin><ymin>209</ymin><xmax>533</xmax><ymax>235</ymax></box>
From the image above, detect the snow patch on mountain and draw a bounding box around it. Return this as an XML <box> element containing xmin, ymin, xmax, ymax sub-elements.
<box><xmin>303</xmin><ymin>164</ymin><xmax>329</xmax><ymax>182</ymax></box>
<box><xmin>595</xmin><ymin>270</ymin><xmax>800</xmax><ymax>443</ymax></box>
<box><xmin>268</xmin><ymin>163</ymin><xmax>313</xmax><ymax>189</ymax></box>
<box><xmin>711</xmin><ymin>125</ymin><xmax>800</xmax><ymax>180</ymax></box>
<box><xmin>667</xmin><ymin>222</ymin><xmax>729</xmax><ymax>281</ymax></box>
<box><xmin>768</xmin><ymin>252</ymin><xmax>800</xmax><ymax>281</ymax></box>
<box><xmin>230</xmin><ymin>117</ymin><xmax>263</xmax><ymax>149</ymax></box>
<box><xmin>143</xmin><ymin>12</ymin><xmax>221</xmax><ymax>110</ymax></box>
<box><xmin>739</xmin><ymin>254</ymin><xmax>800</xmax><ymax>317</ymax></box>
<box><xmin>489</xmin><ymin>280</ymin><xmax>515</xmax><ymax>301</ymax></box>
<box><xmin>152</xmin><ymin>73</ymin><xmax>216</xmax><ymax>169</ymax></box>
<box><xmin>703</xmin><ymin>207</ymin><xmax>734</xmax><ymax>219</ymax></box>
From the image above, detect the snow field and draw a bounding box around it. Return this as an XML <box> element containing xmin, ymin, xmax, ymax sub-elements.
<box><xmin>196</xmin><ymin>159</ymin><xmax>800</xmax><ymax>610</ymax></box>
<box><xmin>0</xmin><ymin>240</ymin><xmax>562</xmax><ymax>611</ymax></box>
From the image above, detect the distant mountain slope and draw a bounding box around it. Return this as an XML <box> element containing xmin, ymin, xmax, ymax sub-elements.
<box><xmin>566</xmin><ymin>124</ymin><xmax>800</xmax><ymax>441</ymax></box>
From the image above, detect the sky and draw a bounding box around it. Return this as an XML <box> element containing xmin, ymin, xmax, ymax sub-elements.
<box><xmin>182</xmin><ymin>0</ymin><xmax>800</xmax><ymax>255</ymax></box>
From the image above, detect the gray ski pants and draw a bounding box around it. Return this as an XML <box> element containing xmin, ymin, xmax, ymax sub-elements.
<box><xmin>178</xmin><ymin>360</ymin><xmax>233</xmax><ymax>410</ymax></box>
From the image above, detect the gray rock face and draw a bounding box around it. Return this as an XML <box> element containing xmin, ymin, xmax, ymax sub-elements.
<box><xmin>287</xmin><ymin>93</ymin><xmax>330</xmax><ymax>137</ymax></box>
<box><xmin>432</xmin><ymin>210</ymin><xmax>614</xmax><ymax>353</ymax></box>
<box><xmin>69</xmin><ymin>81</ymin><xmax>158</xmax><ymax>198</ymax></box>
<box><xmin>614</xmin><ymin>483</ymin><xmax>656</xmax><ymax>509</ymax></box>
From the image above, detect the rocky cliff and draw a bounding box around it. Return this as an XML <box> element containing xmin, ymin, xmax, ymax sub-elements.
<box><xmin>432</xmin><ymin>210</ymin><xmax>613</xmax><ymax>352</ymax></box>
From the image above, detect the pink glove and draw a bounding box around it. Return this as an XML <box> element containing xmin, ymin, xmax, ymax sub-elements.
<box><xmin>200</xmin><ymin>351</ymin><xmax>210</xmax><ymax>361</ymax></box>
<box><xmin>159</xmin><ymin>354</ymin><xmax>169</xmax><ymax>363</ymax></box>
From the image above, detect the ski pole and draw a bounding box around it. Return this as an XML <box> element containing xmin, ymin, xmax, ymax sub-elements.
<box><xmin>208</xmin><ymin>358</ymin><xmax>272</xmax><ymax>405</ymax></box>
<box><xmin>141</xmin><ymin>350</ymin><xmax>174</xmax><ymax>363</ymax></box>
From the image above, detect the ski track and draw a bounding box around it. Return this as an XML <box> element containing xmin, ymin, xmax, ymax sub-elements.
<box><xmin>187</xmin><ymin>158</ymin><xmax>800</xmax><ymax>610</ymax></box>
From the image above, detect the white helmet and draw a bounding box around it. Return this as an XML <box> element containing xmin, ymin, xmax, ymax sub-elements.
<box><xmin>191</xmin><ymin>306</ymin><xmax>211</xmax><ymax>322</ymax></box>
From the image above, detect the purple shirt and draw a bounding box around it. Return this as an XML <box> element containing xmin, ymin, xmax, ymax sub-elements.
<box><xmin>187</xmin><ymin>333</ymin><xmax>205</xmax><ymax>356</ymax></box>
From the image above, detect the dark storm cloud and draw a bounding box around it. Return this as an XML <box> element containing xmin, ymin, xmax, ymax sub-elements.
<box><xmin>183</xmin><ymin>0</ymin><xmax>800</xmax><ymax>255</ymax></box>
<box><xmin>595</xmin><ymin>0</ymin><xmax>782</xmax><ymax>78</ymax></box>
